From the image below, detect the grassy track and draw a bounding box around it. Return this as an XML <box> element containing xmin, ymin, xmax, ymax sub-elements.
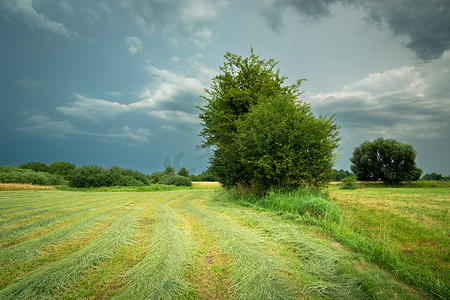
<box><xmin>0</xmin><ymin>188</ymin><xmax>445</xmax><ymax>299</ymax></box>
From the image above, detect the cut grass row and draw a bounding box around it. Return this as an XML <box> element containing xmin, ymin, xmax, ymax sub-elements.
<box><xmin>0</xmin><ymin>188</ymin><xmax>443</xmax><ymax>299</ymax></box>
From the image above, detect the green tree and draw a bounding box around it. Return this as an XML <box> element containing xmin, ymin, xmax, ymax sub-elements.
<box><xmin>422</xmin><ymin>172</ymin><xmax>444</xmax><ymax>181</ymax></box>
<box><xmin>332</xmin><ymin>169</ymin><xmax>354</xmax><ymax>181</ymax></box>
<box><xmin>350</xmin><ymin>138</ymin><xmax>422</xmax><ymax>184</ymax></box>
<box><xmin>48</xmin><ymin>161</ymin><xmax>76</xmax><ymax>179</ymax></box>
<box><xmin>199</xmin><ymin>49</ymin><xmax>302</xmax><ymax>188</ymax></box>
<box><xmin>177</xmin><ymin>166</ymin><xmax>189</xmax><ymax>177</ymax></box>
<box><xmin>17</xmin><ymin>161</ymin><xmax>49</xmax><ymax>173</ymax></box>
<box><xmin>164</xmin><ymin>165</ymin><xmax>175</xmax><ymax>174</ymax></box>
<box><xmin>67</xmin><ymin>165</ymin><xmax>108</xmax><ymax>188</ymax></box>
<box><xmin>199</xmin><ymin>50</ymin><xmax>339</xmax><ymax>191</ymax></box>
<box><xmin>235</xmin><ymin>95</ymin><xmax>339</xmax><ymax>190</ymax></box>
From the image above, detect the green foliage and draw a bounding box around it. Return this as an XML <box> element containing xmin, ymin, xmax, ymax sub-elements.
<box><xmin>232</xmin><ymin>187</ymin><xmax>340</xmax><ymax>223</ymax></box>
<box><xmin>164</xmin><ymin>175</ymin><xmax>192</xmax><ymax>187</ymax></box>
<box><xmin>422</xmin><ymin>172</ymin><xmax>449</xmax><ymax>181</ymax></box>
<box><xmin>150</xmin><ymin>168</ymin><xmax>192</xmax><ymax>187</ymax></box>
<box><xmin>67</xmin><ymin>165</ymin><xmax>108</xmax><ymax>188</ymax></box>
<box><xmin>177</xmin><ymin>166</ymin><xmax>189</xmax><ymax>177</ymax></box>
<box><xmin>48</xmin><ymin>161</ymin><xmax>76</xmax><ymax>179</ymax></box>
<box><xmin>17</xmin><ymin>161</ymin><xmax>49</xmax><ymax>173</ymax></box>
<box><xmin>350</xmin><ymin>137</ymin><xmax>422</xmax><ymax>184</ymax></box>
<box><xmin>67</xmin><ymin>165</ymin><xmax>149</xmax><ymax>188</ymax></box>
<box><xmin>149</xmin><ymin>171</ymin><xmax>164</xmax><ymax>184</ymax></box>
<box><xmin>164</xmin><ymin>165</ymin><xmax>175</xmax><ymax>174</ymax></box>
<box><xmin>0</xmin><ymin>165</ymin><xmax>65</xmax><ymax>186</ymax></box>
<box><xmin>196</xmin><ymin>166</ymin><xmax>218</xmax><ymax>181</ymax></box>
<box><xmin>332</xmin><ymin>169</ymin><xmax>354</xmax><ymax>181</ymax></box>
<box><xmin>199</xmin><ymin>50</ymin><xmax>339</xmax><ymax>191</ymax></box>
<box><xmin>235</xmin><ymin>95</ymin><xmax>339</xmax><ymax>191</ymax></box>
<box><xmin>340</xmin><ymin>175</ymin><xmax>359</xmax><ymax>190</ymax></box>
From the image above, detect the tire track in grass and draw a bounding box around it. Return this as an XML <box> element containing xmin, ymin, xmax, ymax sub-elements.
<box><xmin>180</xmin><ymin>196</ymin><xmax>295</xmax><ymax>300</ymax></box>
<box><xmin>179</xmin><ymin>209</ymin><xmax>235</xmax><ymax>298</ymax></box>
<box><xmin>0</xmin><ymin>206</ymin><xmax>141</xmax><ymax>299</ymax></box>
<box><xmin>115</xmin><ymin>191</ymin><xmax>196</xmax><ymax>300</ymax></box>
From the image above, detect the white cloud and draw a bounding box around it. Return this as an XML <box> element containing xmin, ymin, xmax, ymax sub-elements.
<box><xmin>129</xmin><ymin>63</ymin><xmax>206</xmax><ymax>115</ymax></box>
<box><xmin>54</xmin><ymin>57</ymin><xmax>213</xmax><ymax>129</ymax></box>
<box><xmin>125</xmin><ymin>36</ymin><xmax>143</xmax><ymax>54</ymax></box>
<box><xmin>57</xmin><ymin>94</ymin><xmax>130</xmax><ymax>122</ymax></box>
<box><xmin>0</xmin><ymin>0</ymin><xmax>78</xmax><ymax>39</ymax></box>
<box><xmin>149</xmin><ymin>110</ymin><xmax>199</xmax><ymax>124</ymax></box>
<box><xmin>99</xmin><ymin>127</ymin><xmax>153</xmax><ymax>145</ymax></box>
<box><xmin>306</xmin><ymin>50</ymin><xmax>450</xmax><ymax>139</ymax></box>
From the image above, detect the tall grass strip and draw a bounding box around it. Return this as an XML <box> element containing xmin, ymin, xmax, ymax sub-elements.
<box><xmin>0</xmin><ymin>184</ymin><xmax>54</xmax><ymax>191</ymax></box>
<box><xmin>0</xmin><ymin>208</ymin><xmax>140</xmax><ymax>299</ymax></box>
<box><xmin>116</xmin><ymin>198</ymin><xmax>192</xmax><ymax>300</ymax></box>
<box><xmin>181</xmin><ymin>199</ymin><xmax>294</xmax><ymax>300</ymax></box>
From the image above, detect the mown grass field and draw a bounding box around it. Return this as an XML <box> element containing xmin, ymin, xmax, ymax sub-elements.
<box><xmin>0</xmin><ymin>186</ymin><xmax>448</xmax><ymax>299</ymax></box>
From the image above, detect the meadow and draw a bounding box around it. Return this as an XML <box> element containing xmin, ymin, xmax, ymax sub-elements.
<box><xmin>0</xmin><ymin>185</ymin><xmax>448</xmax><ymax>299</ymax></box>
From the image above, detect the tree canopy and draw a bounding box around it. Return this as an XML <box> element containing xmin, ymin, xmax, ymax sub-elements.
<box><xmin>350</xmin><ymin>137</ymin><xmax>422</xmax><ymax>184</ymax></box>
<box><xmin>199</xmin><ymin>50</ymin><xmax>340</xmax><ymax>191</ymax></box>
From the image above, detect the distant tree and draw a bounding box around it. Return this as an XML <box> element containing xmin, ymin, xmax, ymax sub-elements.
<box><xmin>332</xmin><ymin>169</ymin><xmax>354</xmax><ymax>181</ymax></box>
<box><xmin>177</xmin><ymin>166</ymin><xmax>189</xmax><ymax>177</ymax></box>
<box><xmin>164</xmin><ymin>165</ymin><xmax>175</xmax><ymax>175</ymax></box>
<box><xmin>350</xmin><ymin>138</ymin><xmax>422</xmax><ymax>184</ymax></box>
<box><xmin>198</xmin><ymin>166</ymin><xmax>218</xmax><ymax>182</ymax></box>
<box><xmin>67</xmin><ymin>165</ymin><xmax>108</xmax><ymax>188</ymax></box>
<box><xmin>422</xmin><ymin>172</ymin><xmax>444</xmax><ymax>181</ymax></box>
<box><xmin>48</xmin><ymin>161</ymin><xmax>76</xmax><ymax>179</ymax></box>
<box><xmin>17</xmin><ymin>161</ymin><xmax>49</xmax><ymax>173</ymax></box>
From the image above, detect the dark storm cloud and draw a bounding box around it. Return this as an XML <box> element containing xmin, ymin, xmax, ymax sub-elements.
<box><xmin>122</xmin><ymin>0</ymin><xmax>228</xmax><ymax>47</ymax></box>
<box><xmin>260</xmin><ymin>0</ymin><xmax>450</xmax><ymax>60</ymax></box>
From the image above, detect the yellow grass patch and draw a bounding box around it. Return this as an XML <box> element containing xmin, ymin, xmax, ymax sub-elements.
<box><xmin>192</xmin><ymin>181</ymin><xmax>221</xmax><ymax>187</ymax></box>
<box><xmin>0</xmin><ymin>183</ymin><xmax>55</xmax><ymax>191</ymax></box>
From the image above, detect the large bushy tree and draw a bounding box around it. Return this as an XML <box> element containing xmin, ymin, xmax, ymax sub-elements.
<box><xmin>350</xmin><ymin>137</ymin><xmax>422</xmax><ymax>184</ymax></box>
<box><xmin>199</xmin><ymin>50</ymin><xmax>340</xmax><ymax>190</ymax></box>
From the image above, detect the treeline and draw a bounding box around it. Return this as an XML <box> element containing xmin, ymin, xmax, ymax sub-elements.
<box><xmin>0</xmin><ymin>161</ymin><xmax>208</xmax><ymax>188</ymax></box>
<box><xmin>332</xmin><ymin>169</ymin><xmax>449</xmax><ymax>182</ymax></box>
<box><xmin>0</xmin><ymin>165</ymin><xmax>66</xmax><ymax>186</ymax></box>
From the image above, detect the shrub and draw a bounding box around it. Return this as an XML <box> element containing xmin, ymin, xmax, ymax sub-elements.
<box><xmin>68</xmin><ymin>165</ymin><xmax>108</xmax><ymax>188</ymax></box>
<box><xmin>0</xmin><ymin>166</ymin><xmax>65</xmax><ymax>186</ymax></box>
<box><xmin>232</xmin><ymin>187</ymin><xmax>340</xmax><ymax>222</ymax></box>
<box><xmin>149</xmin><ymin>172</ymin><xmax>165</xmax><ymax>184</ymax></box>
<box><xmin>106</xmin><ymin>166</ymin><xmax>149</xmax><ymax>186</ymax></box>
<box><xmin>48</xmin><ymin>161</ymin><xmax>76</xmax><ymax>179</ymax></box>
<box><xmin>17</xmin><ymin>161</ymin><xmax>49</xmax><ymax>173</ymax></box>
<box><xmin>163</xmin><ymin>175</ymin><xmax>192</xmax><ymax>187</ymax></box>
<box><xmin>340</xmin><ymin>175</ymin><xmax>359</xmax><ymax>190</ymax></box>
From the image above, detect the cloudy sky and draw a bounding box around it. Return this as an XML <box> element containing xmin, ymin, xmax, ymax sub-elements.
<box><xmin>1</xmin><ymin>0</ymin><xmax>449</xmax><ymax>175</ymax></box>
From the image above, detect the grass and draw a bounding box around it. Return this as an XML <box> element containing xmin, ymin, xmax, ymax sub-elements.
<box><xmin>0</xmin><ymin>187</ymin><xmax>446</xmax><ymax>299</ymax></box>
<box><xmin>328</xmin><ymin>186</ymin><xmax>450</xmax><ymax>299</ymax></box>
